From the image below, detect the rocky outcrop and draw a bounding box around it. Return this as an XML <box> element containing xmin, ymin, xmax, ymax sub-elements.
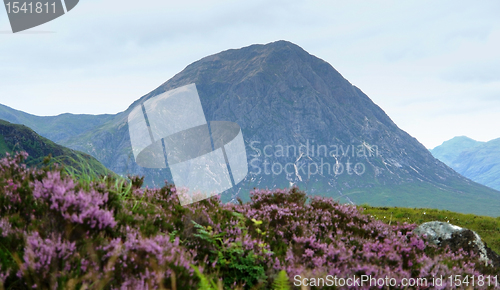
<box><xmin>60</xmin><ymin>41</ymin><xmax>499</xmax><ymax>215</ymax></box>
<box><xmin>414</xmin><ymin>221</ymin><xmax>500</xmax><ymax>268</ymax></box>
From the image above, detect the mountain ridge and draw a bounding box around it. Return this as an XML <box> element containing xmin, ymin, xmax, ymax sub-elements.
<box><xmin>2</xmin><ymin>40</ymin><xmax>499</xmax><ymax>216</ymax></box>
<box><xmin>0</xmin><ymin>103</ymin><xmax>114</xmax><ymax>144</ymax></box>
<box><xmin>431</xmin><ymin>136</ymin><xmax>500</xmax><ymax>191</ymax></box>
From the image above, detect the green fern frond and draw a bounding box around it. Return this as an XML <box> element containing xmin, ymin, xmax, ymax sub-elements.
<box><xmin>190</xmin><ymin>265</ymin><xmax>220</xmax><ymax>290</ymax></box>
<box><xmin>273</xmin><ymin>270</ymin><xmax>290</xmax><ymax>290</ymax></box>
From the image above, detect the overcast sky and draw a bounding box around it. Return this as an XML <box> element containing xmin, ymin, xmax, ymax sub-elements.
<box><xmin>1</xmin><ymin>0</ymin><xmax>499</xmax><ymax>148</ymax></box>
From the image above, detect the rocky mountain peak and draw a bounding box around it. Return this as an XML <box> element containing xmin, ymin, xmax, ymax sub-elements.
<box><xmin>30</xmin><ymin>41</ymin><xmax>500</xmax><ymax>216</ymax></box>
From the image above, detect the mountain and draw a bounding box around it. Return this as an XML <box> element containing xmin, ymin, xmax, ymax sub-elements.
<box><xmin>430</xmin><ymin>136</ymin><xmax>483</xmax><ymax>165</ymax></box>
<box><xmin>0</xmin><ymin>119</ymin><xmax>111</xmax><ymax>176</ymax></box>
<box><xmin>3</xmin><ymin>41</ymin><xmax>500</xmax><ymax>216</ymax></box>
<box><xmin>0</xmin><ymin>103</ymin><xmax>114</xmax><ymax>144</ymax></box>
<box><xmin>431</xmin><ymin>136</ymin><xmax>500</xmax><ymax>191</ymax></box>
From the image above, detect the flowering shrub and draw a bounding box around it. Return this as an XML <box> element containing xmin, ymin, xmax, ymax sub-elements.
<box><xmin>20</xmin><ymin>232</ymin><xmax>77</xmax><ymax>284</ymax></box>
<box><xmin>0</xmin><ymin>152</ymin><xmax>498</xmax><ymax>289</ymax></box>
<box><xmin>33</xmin><ymin>171</ymin><xmax>117</xmax><ymax>230</ymax></box>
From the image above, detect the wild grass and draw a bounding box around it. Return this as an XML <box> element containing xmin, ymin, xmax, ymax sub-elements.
<box><xmin>362</xmin><ymin>205</ymin><xmax>500</xmax><ymax>255</ymax></box>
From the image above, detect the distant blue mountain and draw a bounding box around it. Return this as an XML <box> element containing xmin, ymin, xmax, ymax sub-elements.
<box><xmin>431</xmin><ymin>136</ymin><xmax>500</xmax><ymax>191</ymax></box>
<box><xmin>0</xmin><ymin>103</ymin><xmax>113</xmax><ymax>144</ymax></box>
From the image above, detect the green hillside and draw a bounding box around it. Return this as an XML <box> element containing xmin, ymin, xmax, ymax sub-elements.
<box><xmin>0</xmin><ymin>119</ymin><xmax>112</xmax><ymax>178</ymax></box>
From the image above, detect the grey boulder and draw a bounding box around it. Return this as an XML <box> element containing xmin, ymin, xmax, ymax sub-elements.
<box><xmin>414</xmin><ymin>221</ymin><xmax>500</xmax><ymax>268</ymax></box>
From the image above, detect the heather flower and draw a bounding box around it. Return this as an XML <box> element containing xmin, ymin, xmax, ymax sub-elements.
<box><xmin>33</xmin><ymin>171</ymin><xmax>117</xmax><ymax>230</ymax></box>
<box><xmin>0</xmin><ymin>152</ymin><xmax>495</xmax><ymax>289</ymax></box>
<box><xmin>19</xmin><ymin>232</ymin><xmax>76</xmax><ymax>280</ymax></box>
<box><xmin>0</xmin><ymin>217</ymin><xmax>13</xmax><ymax>237</ymax></box>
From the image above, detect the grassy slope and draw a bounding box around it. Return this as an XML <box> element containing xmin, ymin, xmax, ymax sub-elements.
<box><xmin>363</xmin><ymin>206</ymin><xmax>500</xmax><ymax>255</ymax></box>
<box><xmin>340</xmin><ymin>181</ymin><xmax>500</xmax><ymax>217</ymax></box>
<box><xmin>284</xmin><ymin>164</ymin><xmax>500</xmax><ymax>217</ymax></box>
<box><xmin>0</xmin><ymin>119</ymin><xmax>113</xmax><ymax>178</ymax></box>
